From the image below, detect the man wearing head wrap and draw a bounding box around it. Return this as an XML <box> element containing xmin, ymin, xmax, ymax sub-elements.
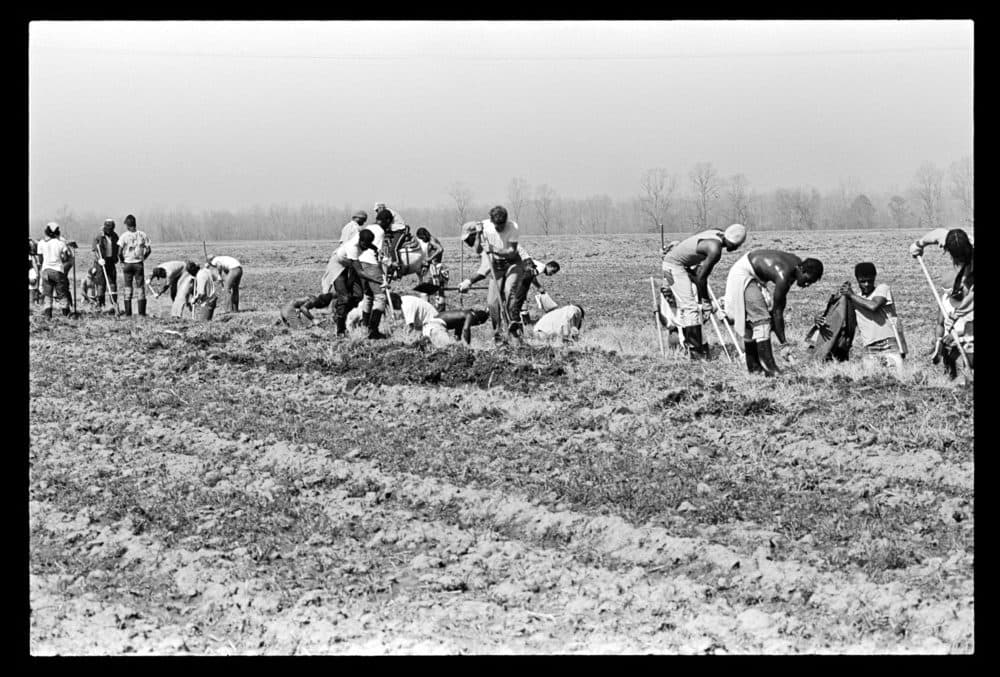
<box><xmin>660</xmin><ymin>223</ymin><xmax>747</xmax><ymax>357</ymax></box>
<box><xmin>340</xmin><ymin>210</ymin><xmax>368</xmax><ymax>244</ymax></box>
<box><xmin>92</xmin><ymin>218</ymin><xmax>120</xmax><ymax>312</ymax></box>
<box><xmin>116</xmin><ymin>215</ymin><xmax>152</xmax><ymax>316</ymax></box>
<box><xmin>36</xmin><ymin>223</ymin><xmax>74</xmax><ymax>318</ymax></box>
<box><xmin>724</xmin><ymin>250</ymin><xmax>824</xmax><ymax>376</ymax></box>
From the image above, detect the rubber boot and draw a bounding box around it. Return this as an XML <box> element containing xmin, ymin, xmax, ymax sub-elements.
<box><xmin>683</xmin><ymin>326</ymin><xmax>708</xmax><ymax>359</ymax></box>
<box><xmin>757</xmin><ymin>340</ymin><xmax>782</xmax><ymax>377</ymax></box>
<box><xmin>335</xmin><ymin>316</ymin><xmax>347</xmax><ymax>336</ymax></box>
<box><xmin>124</xmin><ymin>300</ymin><xmax>132</xmax><ymax>316</ymax></box>
<box><xmin>138</xmin><ymin>300</ymin><xmax>147</xmax><ymax>316</ymax></box>
<box><xmin>367</xmin><ymin>309</ymin><xmax>387</xmax><ymax>339</ymax></box>
<box><xmin>43</xmin><ymin>307</ymin><xmax>53</xmax><ymax>319</ymax></box>
<box><xmin>61</xmin><ymin>306</ymin><xmax>70</xmax><ymax>317</ymax></box>
<box><xmin>362</xmin><ymin>311</ymin><xmax>371</xmax><ymax>328</ymax></box>
<box><xmin>744</xmin><ymin>341</ymin><xmax>763</xmax><ymax>374</ymax></box>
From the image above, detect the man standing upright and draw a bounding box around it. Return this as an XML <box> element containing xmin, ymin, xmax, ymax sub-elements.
<box><xmin>340</xmin><ymin>210</ymin><xmax>367</xmax><ymax>244</ymax></box>
<box><xmin>660</xmin><ymin>223</ymin><xmax>747</xmax><ymax>357</ymax></box>
<box><xmin>92</xmin><ymin>218</ymin><xmax>120</xmax><ymax>313</ymax></box>
<box><xmin>456</xmin><ymin>205</ymin><xmax>533</xmax><ymax>343</ymax></box>
<box><xmin>724</xmin><ymin>249</ymin><xmax>824</xmax><ymax>376</ymax></box>
<box><xmin>36</xmin><ymin>223</ymin><xmax>74</xmax><ymax>319</ymax></box>
<box><xmin>117</xmin><ymin>215</ymin><xmax>152</xmax><ymax>316</ymax></box>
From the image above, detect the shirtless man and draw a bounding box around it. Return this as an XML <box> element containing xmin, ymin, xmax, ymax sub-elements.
<box><xmin>723</xmin><ymin>249</ymin><xmax>824</xmax><ymax>376</ymax></box>
<box><xmin>661</xmin><ymin>223</ymin><xmax>747</xmax><ymax>357</ymax></box>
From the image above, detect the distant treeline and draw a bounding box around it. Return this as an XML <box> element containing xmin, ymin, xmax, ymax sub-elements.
<box><xmin>32</xmin><ymin>158</ymin><xmax>972</xmax><ymax>242</ymax></box>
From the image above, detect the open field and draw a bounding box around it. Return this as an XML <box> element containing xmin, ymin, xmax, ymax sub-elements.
<box><xmin>29</xmin><ymin>230</ymin><xmax>973</xmax><ymax>654</ymax></box>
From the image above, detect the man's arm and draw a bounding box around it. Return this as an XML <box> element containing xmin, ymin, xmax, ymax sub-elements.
<box><xmin>770</xmin><ymin>277</ymin><xmax>793</xmax><ymax>344</ymax></box>
<box><xmin>426</xmin><ymin>238</ymin><xmax>444</xmax><ymax>262</ymax></box>
<box><xmin>910</xmin><ymin>228</ymin><xmax>950</xmax><ymax>257</ymax></box>
<box><xmin>842</xmin><ymin>289</ymin><xmax>887</xmax><ymax>313</ymax></box>
<box><xmin>692</xmin><ymin>240</ymin><xmax>723</xmax><ymax>301</ymax></box>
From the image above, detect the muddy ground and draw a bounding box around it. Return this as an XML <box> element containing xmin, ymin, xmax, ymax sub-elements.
<box><xmin>29</xmin><ymin>231</ymin><xmax>973</xmax><ymax>654</ymax></box>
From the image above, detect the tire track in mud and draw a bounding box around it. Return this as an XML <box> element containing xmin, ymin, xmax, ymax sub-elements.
<box><xmin>30</xmin><ymin>397</ymin><xmax>972</xmax><ymax>653</ymax></box>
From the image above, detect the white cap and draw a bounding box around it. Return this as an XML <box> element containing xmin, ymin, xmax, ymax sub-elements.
<box><xmin>724</xmin><ymin>223</ymin><xmax>747</xmax><ymax>247</ymax></box>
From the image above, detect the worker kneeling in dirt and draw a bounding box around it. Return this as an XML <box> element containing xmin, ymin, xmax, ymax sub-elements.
<box><xmin>279</xmin><ymin>293</ymin><xmax>335</xmax><ymax>328</ymax></box>
<box><xmin>391</xmin><ymin>292</ymin><xmax>491</xmax><ymax>347</ymax></box>
<box><xmin>809</xmin><ymin>262</ymin><xmax>907</xmax><ymax>369</ymax></box>
<box><xmin>532</xmin><ymin>304</ymin><xmax>585</xmax><ymax>341</ymax></box>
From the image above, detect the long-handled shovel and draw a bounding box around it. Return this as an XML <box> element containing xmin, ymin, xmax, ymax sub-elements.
<box><xmin>916</xmin><ymin>254</ymin><xmax>971</xmax><ymax>370</ymax></box>
<box><xmin>98</xmin><ymin>259</ymin><xmax>120</xmax><ymax>318</ymax></box>
<box><xmin>70</xmin><ymin>254</ymin><xmax>79</xmax><ymax>318</ymax></box>
<box><xmin>707</xmin><ymin>284</ymin><xmax>743</xmax><ymax>359</ymax></box>
<box><xmin>705</xmin><ymin>309</ymin><xmax>732</xmax><ymax>362</ymax></box>
<box><xmin>650</xmin><ymin>277</ymin><xmax>665</xmax><ymax>358</ymax></box>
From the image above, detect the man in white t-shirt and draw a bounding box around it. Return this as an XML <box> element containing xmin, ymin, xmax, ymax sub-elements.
<box><xmin>209</xmin><ymin>254</ymin><xmax>243</xmax><ymax>312</ymax></box>
<box><xmin>457</xmin><ymin>205</ymin><xmax>534</xmax><ymax>343</ymax></box>
<box><xmin>116</xmin><ymin>215</ymin><xmax>152</xmax><ymax>316</ymax></box>
<box><xmin>840</xmin><ymin>261</ymin><xmax>907</xmax><ymax>369</ymax></box>
<box><xmin>390</xmin><ymin>293</ymin><xmax>454</xmax><ymax>347</ymax></box>
<box><xmin>36</xmin><ymin>222</ymin><xmax>74</xmax><ymax>318</ymax></box>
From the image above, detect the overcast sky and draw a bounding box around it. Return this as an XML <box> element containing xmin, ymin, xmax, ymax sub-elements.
<box><xmin>29</xmin><ymin>20</ymin><xmax>973</xmax><ymax>218</ymax></box>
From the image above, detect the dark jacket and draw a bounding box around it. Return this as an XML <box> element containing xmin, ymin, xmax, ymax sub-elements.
<box><xmin>806</xmin><ymin>294</ymin><xmax>856</xmax><ymax>362</ymax></box>
<box><xmin>93</xmin><ymin>230</ymin><xmax>120</xmax><ymax>264</ymax></box>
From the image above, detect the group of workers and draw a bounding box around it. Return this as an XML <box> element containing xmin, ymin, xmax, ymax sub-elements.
<box><xmin>29</xmin><ymin>203</ymin><xmax>973</xmax><ymax>380</ymax></box>
<box><xmin>303</xmin><ymin>202</ymin><xmax>580</xmax><ymax>342</ymax></box>
<box><xmin>28</xmin><ymin>216</ymin><xmax>243</xmax><ymax>321</ymax></box>
<box><xmin>656</xmin><ymin>223</ymin><xmax>974</xmax><ymax>379</ymax></box>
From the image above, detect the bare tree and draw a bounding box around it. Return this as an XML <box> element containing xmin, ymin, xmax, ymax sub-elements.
<box><xmin>689</xmin><ymin>162</ymin><xmax>721</xmax><ymax>229</ymax></box>
<box><xmin>726</xmin><ymin>173</ymin><xmax>753</xmax><ymax>227</ymax></box>
<box><xmin>533</xmin><ymin>184</ymin><xmax>558</xmax><ymax>236</ymax></box>
<box><xmin>775</xmin><ymin>187</ymin><xmax>821</xmax><ymax>230</ymax></box>
<box><xmin>887</xmin><ymin>195</ymin><xmax>914</xmax><ymax>229</ymax></box>
<box><xmin>638</xmin><ymin>168</ymin><xmax>677</xmax><ymax>232</ymax></box>
<box><xmin>506</xmin><ymin>177</ymin><xmax>530</xmax><ymax>224</ymax></box>
<box><xmin>447</xmin><ymin>182</ymin><xmax>474</xmax><ymax>232</ymax></box>
<box><xmin>912</xmin><ymin>163</ymin><xmax>944</xmax><ymax>229</ymax></box>
<box><xmin>949</xmin><ymin>156</ymin><xmax>973</xmax><ymax>227</ymax></box>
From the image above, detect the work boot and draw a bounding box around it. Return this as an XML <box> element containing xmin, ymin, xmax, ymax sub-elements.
<box><xmin>362</xmin><ymin>311</ymin><xmax>371</xmax><ymax>328</ymax></box>
<box><xmin>757</xmin><ymin>340</ymin><xmax>782</xmax><ymax>377</ymax></box>
<box><xmin>367</xmin><ymin>310</ymin><xmax>388</xmax><ymax>339</ymax></box>
<box><xmin>124</xmin><ymin>300</ymin><xmax>132</xmax><ymax>316</ymax></box>
<box><xmin>61</xmin><ymin>307</ymin><xmax>70</xmax><ymax>317</ymax></box>
<box><xmin>744</xmin><ymin>341</ymin><xmax>763</xmax><ymax>374</ymax></box>
<box><xmin>683</xmin><ymin>326</ymin><xmax>708</xmax><ymax>359</ymax></box>
<box><xmin>138</xmin><ymin>300</ymin><xmax>147</xmax><ymax>316</ymax></box>
<box><xmin>42</xmin><ymin>307</ymin><xmax>53</xmax><ymax>319</ymax></box>
<box><xmin>335</xmin><ymin>316</ymin><xmax>347</xmax><ymax>336</ymax></box>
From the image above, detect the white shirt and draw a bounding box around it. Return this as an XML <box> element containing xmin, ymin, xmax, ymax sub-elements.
<box><xmin>480</xmin><ymin>219</ymin><xmax>520</xmax><ymax>253</ymax></box>
<box><xmin>210</xmin><ymin>255</ymin><xmax>241</xmax><ymax>271</ymax></box>
<box><xmin>195</xmin><ymin>268</ymin><xmax>216</xmax><ymax>300</ymax></box>
<box><xmin>340</xmin><ymin>220</ymin><xmax>360</xmax><ymax>244</ymax></box>
<box><xmin>37</xmin><ymin>237</ymin><xmax>70</xmax><ymax>273</ymax></box>
<box><xmin>118</xmin><ymin>229</ymin><xmax>150</xmax><ymax>263</ymax></box>
<box><xmin>534</xmin><ymin>305</ymin><xmax>583</xmax><ymax>337</ymax></box>
<box><xmin>358</xmin><ymin>224</ymin><xmax>385</xmax><ymax>265</ymax></box>
<box><xmin>156</xmin><ymin>260</ymin><xmax>188</xmax><ymax>280</ymax></box>
<box><xmin>399</xmin><ymin>295</ymin><xmax>439</xmax><ymax>330</ymax></box>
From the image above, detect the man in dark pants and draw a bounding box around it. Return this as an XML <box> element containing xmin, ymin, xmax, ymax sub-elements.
<box><xmin>116</xmin><ymin>215</ymin><xmax>152</xmax><ymax>316</ymax></box>
<box><xmin>92</xmin><ymin>218</ymin><xmax>120</xmax><ymax>312</ymax></box>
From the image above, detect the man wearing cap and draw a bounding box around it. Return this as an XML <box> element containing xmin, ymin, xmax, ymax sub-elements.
<box><xmin>340</xmin><ymin>210</ymin><xmax>368</xmax><ymax>244</ymax></box>
<box><xmin>92</xmin><ymin>218</ymin><xmax>120</xmax><ymax>312</ymax></box>
<box><xmin>660</xmin><ymin>223</ymin><xmax>747</xmax><ymax>358</ymax></box>
<box><xmin>36</xmin><ymin>223</ymin><xmax>74</xmax><ymax>319</ymax></box>
<box><xmin>208</xmin><ymin>254</ymin><xmax>243</xmax><ymax>312</ymax></box>
<box><xmin>456</xmin><ymin>206</ymin><xmax>533</xmax><ymax>343</ymax></box>
<box><xmin>116</xmin><ymin>215</ymin><xmax>152</xmax><ymax>316</ymax></box>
